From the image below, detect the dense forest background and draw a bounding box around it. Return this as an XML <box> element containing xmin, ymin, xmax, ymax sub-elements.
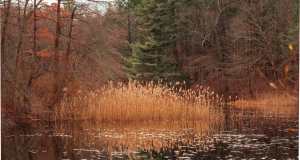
<box><xmin>1</xmin><ymin>0</ymin><xmax>299</xmax><ymax>117</ymax></box>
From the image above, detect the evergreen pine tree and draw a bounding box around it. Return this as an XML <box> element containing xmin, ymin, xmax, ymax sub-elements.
<box><xmin>126</xmin><ymin>0</ymin><xmax>187</xmax><ymax>84</ymax></box>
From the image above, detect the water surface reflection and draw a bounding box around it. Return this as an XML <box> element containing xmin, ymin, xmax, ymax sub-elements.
<box><xmin>2</xmin><ymin>105</ymin><xmax>298</xmax><ymax>160</ymax></box>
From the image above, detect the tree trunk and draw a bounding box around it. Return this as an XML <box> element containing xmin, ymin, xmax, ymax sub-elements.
<box><xmin>52</xmin><ymin>0</ymin><xmax>63</xmax><ymax>108</ymax></box>
<box><xmin>1</xmin><ymin>0</ymin><xmax>11</xmax><ymax>65</ymax></box>
<box><xmin>65</xmin><ymin>6</ymin><xmax>76</xmax><ymax>71</ymax></box>
<box><xmin>247</xmin><ymin>70</ymin><xmax>254</xmax><ymax>98</ymax></box>
<box><xmin>33</xmin><ymin>0</ymin><xmax>38</xmax><ymax>63</ymax></box>
<box><xmin>14</xmin><ymin>0</ymin><xmax>29</xmax><ymax>112</ymax></box>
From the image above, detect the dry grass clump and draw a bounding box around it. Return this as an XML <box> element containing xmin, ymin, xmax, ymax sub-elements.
<box><xmin>54</xmin><ymin>80</ymin><xmax>224</xmax><ymax>122</ymax></box>
<box><xmin>232</xmin><ymin>91</ymin><xmax>298</xmax><ymax>107</ymax></box>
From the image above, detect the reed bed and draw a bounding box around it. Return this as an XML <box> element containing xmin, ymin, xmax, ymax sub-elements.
<box><xmin>229</xmin><ymin>91</ymin><xmax>299</xmax><ymax>121</ymax></box>
<box><xmin>232</xmin><ymin>92</ymin><xmax>298</xmax><ymax>107</ymax></box>
<box><xmin>54</xmin><ymin>80</ymin><xmax>224</xmax><ymax>122</ymax></box>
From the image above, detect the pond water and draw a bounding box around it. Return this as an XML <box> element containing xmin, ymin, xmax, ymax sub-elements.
<box><xmin>2</xmin><ymin>105</ymin><xmax>299</xmax><ymax>160</ymax></box>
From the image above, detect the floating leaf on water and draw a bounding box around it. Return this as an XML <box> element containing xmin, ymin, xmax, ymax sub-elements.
<box><xmin>29</xmin><ymin>150</ymin><xmax>36</xmax><ymax>153</ymax></box>
<box><xmin>288</xmin><ymin>44</ymin><xmax>293</xmax><ymax>50</ymax></box>
<box><xmin>177</xmin><ymin>156</ymin><xmax>191</xmax><ymax>160</ymax></box>
<box><xmin>286</xmin><ymin>127</ymin><xmax>298</xmax><ymax>133</ymax></box>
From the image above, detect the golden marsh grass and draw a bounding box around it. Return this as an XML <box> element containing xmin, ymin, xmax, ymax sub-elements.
<box><xmin>232</xmin><ymin>92</ymin><xmax>298</xmax><ymax>107</ymax></box>
<box><xmin>54</xmin><ymin>80</ymin><xmax>224</xmax><ymax>122</ymax></box>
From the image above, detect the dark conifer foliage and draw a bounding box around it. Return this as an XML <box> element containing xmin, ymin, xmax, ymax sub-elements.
<box><xmin>124</xmin><ymin>0</ymin><xmax>189</xmax><ymax>84</ymax></box>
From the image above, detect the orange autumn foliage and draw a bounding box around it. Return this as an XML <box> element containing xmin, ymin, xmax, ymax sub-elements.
<box><xmin>28</xmin><ymin>49</ymin><xmax>68</xmax><ymax>60</ymax></box>
<box><xmin>28</xmin><ymin>2</ymin><xmax>72</xmax><ymax>59</ymax></box>
<box><xmin>29</xmin><ymin>3</ymin><xmax>70</xmax><ymax>23</ymax></box>
<box><xmin>28</xmin><ymin>27</ymin><xmax>54</xmax><ymax>41</ymax></box>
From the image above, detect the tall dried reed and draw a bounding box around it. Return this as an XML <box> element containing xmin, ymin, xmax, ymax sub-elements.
<box><xmin>54</xmin><ymin>80</ymin><xmax>224</xmax><ymax>122</ymax></box>
<box><xmin>232</xmin><ymin>91</ymin><xmax>298</xmax><ymax>107</ymax></box>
